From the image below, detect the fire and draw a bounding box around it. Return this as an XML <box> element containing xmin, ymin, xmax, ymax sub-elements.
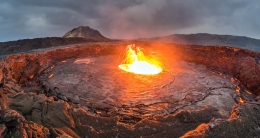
<box><xmin>118</xmin><ymin>44</ymin><xmax>162</xmax><ymax>75</ymax></box>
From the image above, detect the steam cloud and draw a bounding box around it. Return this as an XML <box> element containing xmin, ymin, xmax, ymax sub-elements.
<box><xmin>0</xmin><ymin>0</ymin><xmax>260</xmax><ymax>41</ymax></box>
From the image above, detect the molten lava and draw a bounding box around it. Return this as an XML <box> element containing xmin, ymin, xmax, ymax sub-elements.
<box><xmin>118</xmin><ymin>44</ymin><xmax>162</xmax><ymax>75</ymax></box>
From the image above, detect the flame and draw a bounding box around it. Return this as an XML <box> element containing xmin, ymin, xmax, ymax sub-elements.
<box><xmin>118</xmin><ymin>44</ymin><xmax>162</xmax><ymax>75</ymax></box>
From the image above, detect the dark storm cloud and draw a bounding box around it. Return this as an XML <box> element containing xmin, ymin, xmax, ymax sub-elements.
<box><xmin>0</xmin><ymin>0</ymin><xmax>260</xmax><ymax>42</ymax></box>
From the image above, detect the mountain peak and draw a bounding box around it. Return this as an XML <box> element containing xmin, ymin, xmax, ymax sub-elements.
<box><xmin>63</xmin><ymin>26</ymin><xmax>109</xmax><ymax>41</ymax></box>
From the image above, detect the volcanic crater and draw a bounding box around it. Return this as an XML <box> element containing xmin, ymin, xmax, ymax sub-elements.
<box><xmin>1</xmin><ymin>42</ymin><xmax>260</xmax><ymax>137</ymax></box>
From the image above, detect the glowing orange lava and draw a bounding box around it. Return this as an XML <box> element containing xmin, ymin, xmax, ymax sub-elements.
<box><xmin>118</xmin><ymin>44</ymin><xmax>162</xmax><ymax>75</ymax></box>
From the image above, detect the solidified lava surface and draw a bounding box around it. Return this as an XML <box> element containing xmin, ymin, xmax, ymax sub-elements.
<box><xmin>41</xmin><ymin>55</ymin><xmax>238</xmax><ymax>119</ymax></box>
<box><xmin>1</xmin><ymin>42</ymin><xmax>260</xmax><ymax>138</ymax></box>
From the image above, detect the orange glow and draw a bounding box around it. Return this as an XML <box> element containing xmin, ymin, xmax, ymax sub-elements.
<box><xmin>239</xmin><ymin>97</ymin><xmax>244</xmax><ymax>103</ymax></box>
<box><xmin>245</xmin><ymin>90</ymin><xmax>252</xmax><ymax>95</ymax></box>
<box><xmin>118</xmin><ymin>44</ymin><xmax>162</xmax><ymax>75</ymax></box>
<box><xmin>74</xmin><ymin>58</ymin><xmax>91</xmax><ymax>64</ymax></box>
<box><xmin>29</xmin><ymin>74</ymin><xmax>34</xmax><ymax>79</ymax></box>
<box><xmin>48</xmin><ymin>74</ymin><xmax>54</xmax><ymax>79</ymax></box>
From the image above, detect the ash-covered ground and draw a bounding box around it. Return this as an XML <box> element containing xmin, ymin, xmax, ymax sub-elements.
<box><xmin>1</xmin><ymin>42</ymin><xmax>260</xmax><ymax>138</ymax></box>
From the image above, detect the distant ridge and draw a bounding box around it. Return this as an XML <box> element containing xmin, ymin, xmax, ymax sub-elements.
<box><xmin>63</xmin><ymin>26</ymin><xmax>109</xmax><ymax>41</ymax></box>
<box><xmin>0</xmin><ymin>37</ymin><xmax>97</xmax><ymax>57</ymax></box>
<box><xmin>138</xmin><ymin>33</ymin><xmax>260</xmax><ymax>51</ymax></box>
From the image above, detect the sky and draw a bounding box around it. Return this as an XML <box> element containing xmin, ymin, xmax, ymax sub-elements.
<box><xmin>0</xmin><ymin>0</ymin><xmax>260</xmax><ymax>42</ymax></box>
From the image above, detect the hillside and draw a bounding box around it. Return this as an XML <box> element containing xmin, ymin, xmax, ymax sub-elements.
<box><xmin>138</xmin><ymin>33</ymin><xmax>260</xmax><ymax>51</ymax></box>
<box><xmin>0</xmin><ymin>37</ymin><xmax>97</xmax><ymax>58</ymax></box>
<box><xmin>1</xmin><ymin>28</ymin><xmax>260</xmax><ymax>60</ymax></box>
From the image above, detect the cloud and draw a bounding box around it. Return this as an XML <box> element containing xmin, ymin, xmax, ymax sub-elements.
<box><xmin>0</xmin><ymin>0</ymin><xmax>260</xmax><ymax>42</ymax></box>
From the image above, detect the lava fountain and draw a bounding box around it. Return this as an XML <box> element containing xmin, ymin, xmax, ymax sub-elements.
<box><xmin>118</xmin><ymin>44</ymin><xmax>162</xmax><ymax>75</ymax></box>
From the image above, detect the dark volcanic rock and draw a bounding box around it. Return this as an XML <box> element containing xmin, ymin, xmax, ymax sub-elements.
<box><xmin>176</xmin><ymin>45</ymin><xmax>260</xmax><ymax>95</ymax></box>
<box><xmin>63</xmin><ymin>26</ymin><xmax>110</xmax><ymax>41</ymax></box>
<box><xmin>181</xmin><ymin>104</ymin><xmax>260</xmax><ymax>138</ymax></box>
<box><xmin>0</xmin><ymin>124</ymin><xmax>7</xmax><ymax>137</ymax></box>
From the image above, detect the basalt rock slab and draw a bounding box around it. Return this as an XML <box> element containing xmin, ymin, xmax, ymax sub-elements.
<box><xmin>3</xmin><ymin>92</ymin><xmax>225</xmax><ymax>138</ymax></box>
<box><xmin>181</xmin><ymin>104</ymin><xmax>260</xmax><ymax>138</ymax></box>
<box><xmin>0</xmin><ymin>42</ymin><xmax>260</xmax><ymax>137</ymax></box>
